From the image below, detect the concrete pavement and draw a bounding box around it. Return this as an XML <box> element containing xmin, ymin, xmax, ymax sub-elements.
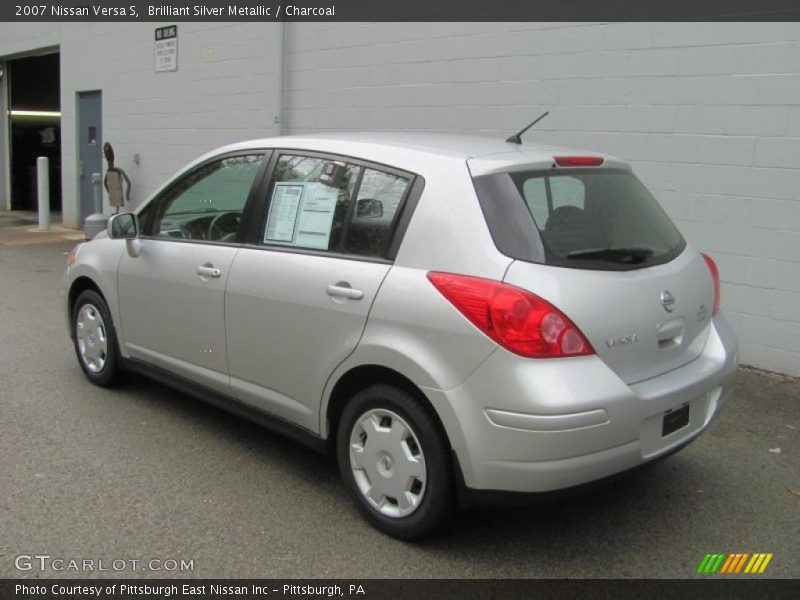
<box><xmin>0</xmin><ymin>211</ymin><xmax>85</xmax><ymax>246</ymax></box>
<box><xmin>0</xmin><ymin>226</ymin><xmax>797</xmax><ymax>579</ymax></box>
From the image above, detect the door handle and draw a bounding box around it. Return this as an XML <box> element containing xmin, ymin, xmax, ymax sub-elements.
<box><xmin>326</xmin><ymin>284</ymin><xmax>364</xmax><ymax>300</ymax></box>
<box><xmin>196</xmin><ymin>265</ymin><xmax>222</xmax><ymax>278</ymax></box>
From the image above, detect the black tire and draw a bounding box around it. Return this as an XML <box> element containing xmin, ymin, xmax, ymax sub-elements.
<box><xmin>337</xmin><ymin>384</ymin><xmax>454</xmax><ymax>539</ymax></box>
<box><xmin>71</xmin><ymin>289</ymin><xmax>124</xmax><ymax>387</ymax></box>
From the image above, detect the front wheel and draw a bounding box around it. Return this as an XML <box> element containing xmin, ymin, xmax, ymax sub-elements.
<box><xmin>71</xmin><ymin>289</ymin><xmax>124</xmax><ymax>387</ymax></box>
<box><xmin>337</xmin><ymin>384</ymin><xmax>454</xmax><ymax>539</ymax></box>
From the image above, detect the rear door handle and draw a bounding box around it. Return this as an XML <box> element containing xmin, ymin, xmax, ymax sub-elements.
<box><xmin>326</xmin><ymin>284</ymin><xmax>364</xmax><ymax>300</ymax></box>
<box><xmin>196</xmin><ymin>265</ymin><xmax>222</xmax><ymax>278</ymax></box>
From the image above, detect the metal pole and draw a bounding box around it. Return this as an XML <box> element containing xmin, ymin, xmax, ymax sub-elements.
<box><xmin>275</xmin><ymin>21</ymin><xmax>284</xmax><ymax>135</ymax></box>
<box><xmin>36</xmin><ymin>156</ymin><xmax>50</xmax><ymax>231</ymax></box>
<box><xmin>92</xmin><ymin>172</ymin><xmax>102</xmax><ymax>214</ymax></box>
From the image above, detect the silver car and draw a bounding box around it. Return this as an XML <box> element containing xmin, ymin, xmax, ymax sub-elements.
<box><xmin>63</xmin><ymin>132</ymin><xmax>738</xmax><ymax>538</ymax></box>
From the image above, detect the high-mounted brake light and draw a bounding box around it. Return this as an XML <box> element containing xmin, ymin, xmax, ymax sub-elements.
<box><xmin>701</xmin><ymin>253</ymin><xmax>720</xmax><ymax>316</ymax></box>
<box><xmin>554</xmin><ymin>156</ymin><xmax>604</xmax><ymax>167</ymax></box>
<box><xmin>427</xmin><ymin>272</ymin><xmax>594</xmax><ymax>358</ymax></box>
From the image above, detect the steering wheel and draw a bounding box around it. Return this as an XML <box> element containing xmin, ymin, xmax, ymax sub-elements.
<box><xmin>158</xmin><ymin>218</ymin><xmax>192</xmax><ymax>239</ymax></box>
<box><xmin>208</xmin><ymin>211</ymin><xmax>242</xmax><ymax>242</ymax></box>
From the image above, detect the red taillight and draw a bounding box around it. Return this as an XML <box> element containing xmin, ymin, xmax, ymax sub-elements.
<box><xmin>554</xmin><ymin>156</ymin><xmax>604</xmax><ymax>167</ymax></box>
<box><xmin>427</xmin><ymin>272</ymin><xmax>594</xmax><ymax>358</ymax></box>
<box><xmin>701</xmin><ymin>253</ymin><xmax>720</xmax><ymax>316</ymax></box>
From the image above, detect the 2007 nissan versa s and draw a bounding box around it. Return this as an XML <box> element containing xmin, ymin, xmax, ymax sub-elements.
<box><xmin>63</xmin><ymin>131</ymin><xmax>738</xmax><ymax>538</ymax></box>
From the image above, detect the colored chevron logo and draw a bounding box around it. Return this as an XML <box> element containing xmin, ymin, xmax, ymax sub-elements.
<box><xmin>696</xmin><ymin>552</ymin><xmax>773</xmax><ymax>574</ymax></box>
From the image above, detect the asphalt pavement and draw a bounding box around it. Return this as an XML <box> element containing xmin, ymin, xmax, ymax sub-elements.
<box><xmin>0</xmin><ymin>221</ymin><xmax>797</xmax><ymax>579</ymax></box>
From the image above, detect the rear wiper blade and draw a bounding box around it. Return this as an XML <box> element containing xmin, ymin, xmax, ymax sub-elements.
<box><xmin>567</xmin><ymin>247</ymin><xmax>654</xmax><ymax>263</ymax></box>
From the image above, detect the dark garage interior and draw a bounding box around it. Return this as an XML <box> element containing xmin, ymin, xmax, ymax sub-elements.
<box><xmin>7</xmin><ymin>52</ymin><xmax>61</xmax><ymax>212</ymax></box>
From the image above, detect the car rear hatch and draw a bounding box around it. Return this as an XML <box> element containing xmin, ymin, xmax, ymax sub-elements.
<box><xmin>470</xmin><ymin>153</ymin><xmax>715</xmax><ymax>385</ymax></box>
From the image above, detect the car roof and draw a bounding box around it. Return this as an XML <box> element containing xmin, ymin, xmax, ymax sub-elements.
<box><xmin>138</xmin><ymin>131</ymin><xmax>628</xmax><ymax>218</ymax></box>
<box><xmin>265</xmin><ymin>131</ymin><xmax>568</xmax><ymax>158</ymax></box>
<box><xmin>217</xmin><ymin>131</ymin><xmax>608</xmax><ymax>160</ymax></box>
<box><xmin>183</xmin><ymin>131</ymin><xmax>626</xmax><ymax>182</ymax></box>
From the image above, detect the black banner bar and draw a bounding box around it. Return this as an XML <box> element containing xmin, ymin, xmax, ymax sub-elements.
<box><xmin>2</xmin><ymin>0</ymin><xmax>800</xmax><ymax>22</ymax></box>
<box><xmin>2</xmin><ymin>579</ymin><xmax>800</xmax><ymax>600</ymax></box>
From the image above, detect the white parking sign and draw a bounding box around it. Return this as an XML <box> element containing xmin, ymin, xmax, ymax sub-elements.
<box><xmin>154</xmin><ymin>25</ymin><xmax>177</xmax><ymax>72</ymax></box>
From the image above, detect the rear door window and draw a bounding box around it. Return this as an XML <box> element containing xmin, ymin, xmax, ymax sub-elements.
<box><xmin>262</xmin><ymin>154</ymin><xmax>361</xmax><ymax>252</ymax></box>
<box><xmin>345</xmin><ymin>168</ymin><xmax>409</xmax><ymax>258</ymax></box>
<box><xmin>260</xmin><ymin>154</ymin><xmax>412</xmax><ymax>259</ymax></box>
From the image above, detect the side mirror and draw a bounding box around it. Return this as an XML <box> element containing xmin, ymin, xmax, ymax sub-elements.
<box><xmin>355</xmin><ymin>198</ymin><xmax>383</xmax><ymax>220</ymax></box>
<box><xmin>107</xmin><ymin>212</ymin><xmax>138</xmax><ymax>239</ymax></box>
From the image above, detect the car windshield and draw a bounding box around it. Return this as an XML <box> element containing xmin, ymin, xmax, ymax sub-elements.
<box><xmin>508</xmin><ymin>169</ymin><xmax>685</xmax><ymax>270</ymax></box>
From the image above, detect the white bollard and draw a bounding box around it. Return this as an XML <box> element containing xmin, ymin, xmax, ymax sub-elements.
<box><xmin>92</xmin><ymin>172</ymin><xmax>103</xmax><ymax>214</ymax></box>
<box><xmin>37</xmin><ymin>156</ymin><xmax>50</xmax><ymax>231</ymax></box>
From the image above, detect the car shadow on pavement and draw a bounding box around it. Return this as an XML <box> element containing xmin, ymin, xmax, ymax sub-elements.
<box><xmin>121</xmin><ymin>370</ymin><xmax>722</xmax><ymax>553</ymax></box>
<box><xmin>120</xmin><ymin>373</ymin><xmax>342</xmax><ymax>482</ymax></box>
<box><xmin>413</xmin><ymin>454</ymin><xmax>732</xmax><ymax>576</ymax></box>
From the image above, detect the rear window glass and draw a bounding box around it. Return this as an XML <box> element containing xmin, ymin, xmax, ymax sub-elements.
<box><xmin>508</xmin><ymin>169</ymin><xmax>685</xmax><ymax>270</ymax></box>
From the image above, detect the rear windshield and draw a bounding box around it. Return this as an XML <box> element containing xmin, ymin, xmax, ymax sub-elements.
<box><xmin>474</xmin><ymin>168</ymin><xmax>685</xmax><ymax>270</ymax></box>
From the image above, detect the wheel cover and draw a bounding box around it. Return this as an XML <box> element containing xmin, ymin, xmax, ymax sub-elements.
<box><xmin>76</xmin><ymin>303</ymin><xmax>108</xmax><ymax>374</ymax></box>
<box><xmin>349</xmin><ymin>408</ymin><xmax>427</xmax><ymax>518</ymax></box>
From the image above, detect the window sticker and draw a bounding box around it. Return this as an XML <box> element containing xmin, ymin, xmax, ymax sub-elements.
<box><xmin>294</xmin><ymin>182</ymin><xmax>338</xmax><ymax>250</ymax></box>
<box><xmin>264</xmin><ymin>182</ymin><xmax>339</xmax><ymax>250</ymax></box>
<box><xmin>265</xmin><ymin>183</ymin><xmax>303</xmax><ymax>243</ymax></box>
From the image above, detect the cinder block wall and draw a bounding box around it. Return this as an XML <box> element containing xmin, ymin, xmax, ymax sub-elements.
<box><xmin>0</xmin><ymin>22</ymin><xmax>798</xmax><ymax>376</ymax></box>
<box><xmin>285</xmin><ymin>22</ymin><xmax>800</xmax><ymax>376</ymax></box>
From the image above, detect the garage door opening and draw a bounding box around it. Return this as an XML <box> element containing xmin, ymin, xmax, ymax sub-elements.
<box><xmin>7</xmin><ymin>52</ymin><xmax>61</xmax><ymax>212</ymax></box>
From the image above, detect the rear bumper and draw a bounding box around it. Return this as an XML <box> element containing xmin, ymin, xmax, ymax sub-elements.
<box><xmin>423</xmin><ymin>313</ymin><xmax>739</xmax><ymax>495</ymax></box>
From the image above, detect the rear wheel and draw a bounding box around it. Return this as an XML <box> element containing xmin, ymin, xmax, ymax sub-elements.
<box><xmin>337</xmin><ymin>384</ymin><xmax>454</xmax><ymax>539</ymax></box>
<box><xmin>72</xmin><ymin>289</ymin><xmax>124</xmax><ymax>387</ymax></box>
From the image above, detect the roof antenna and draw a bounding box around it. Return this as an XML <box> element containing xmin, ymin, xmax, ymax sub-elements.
<box><xmin>505</xmin><ymin>111</ymin><xmax>550</xmax><ymax>144</ymax></box>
